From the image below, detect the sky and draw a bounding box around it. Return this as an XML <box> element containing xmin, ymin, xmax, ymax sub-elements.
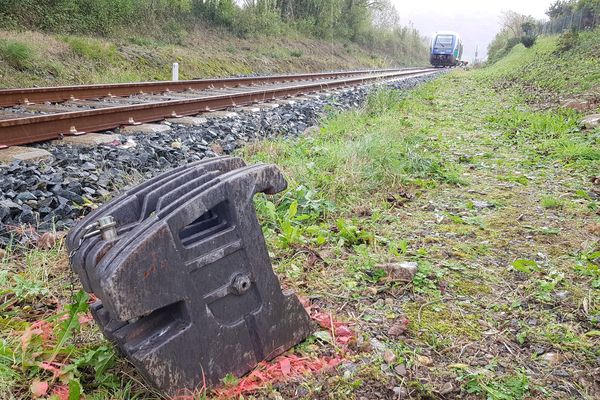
<box><xmin>392</xmin><ymin>0</ymin><xmax>554</xmax><ymax>61</ymax></box>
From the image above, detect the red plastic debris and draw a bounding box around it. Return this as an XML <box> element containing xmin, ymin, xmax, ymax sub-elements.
<box><xmin>38</xmin><ymin>361</ymin><xmax>64</xmax><ymax>379</ymax></box>
<box><xmin>300</xmin><ymin>297</ymin><xmax>354</xmax><ymax>345</ymax></box>
<box><xmin>279</xmin><ymin>358</ymin><xmax>292</xmax><ymax>376</ymax></box>
<box><xmin>205</xmin><ymin>298</ymin><xmax>354</xmax><ymax>399</ymax></box>
<box><xmin>78</xmin><ymin>313</ymin><xmax>94</xmax><ymax>325</ymax></box>
<box><xmin>30</xmin><ymin>380</ymin><xmax>49</xmax><ymax>397</ymax></box>
<box><xmin>21</xmin><ymin>320</ymin><xmax>54</xmax><ymax>352</ymax></box>
<box><xmin>51</xmin><ymin>384</ymin><xmax>70</xmax><ymax>400</ymax></box>
<box><xmin>213</xmin><ymin>354</ymin><xmax>342</xmax><ymax>398</ymax></box>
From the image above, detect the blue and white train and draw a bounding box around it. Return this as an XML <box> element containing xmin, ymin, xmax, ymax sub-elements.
<box><xmin>430</xmin><ymin>31</ymin><xmax>464</xmax><ymax>67</ymax></box>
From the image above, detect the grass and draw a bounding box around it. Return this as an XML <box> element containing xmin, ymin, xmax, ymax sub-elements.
<box><xmin>541</xmin><ymin>195</ymin><xmax>563</xmax><ymax>209</ymax></box>
<box><xmin>61</xmin><ymin>36</ymin><xmax>121</xmax><ymax>63</ymax></box>
<box><xmin>0</xmin><ymin>28</ymin><xmax>424</xmax><ymax>89</ymax></box>
<box><xmin>1</xmin><ymin>31</ymin><xmax>599</xmax><ymax>399</ymax></box>
<box><xmin>0</xmin><ymin>39</ymin><xmax>35</xmax><ymax>70</ymax></box>
<box><xmin>488</xmin><ymin>28</ymin><xmax>600</xmax><ymax>100</ymax></box>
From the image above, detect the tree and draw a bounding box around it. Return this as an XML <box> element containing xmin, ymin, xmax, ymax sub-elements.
<box><xmin>546</xmin><ymin>0</ymin><xmax>576</xmax><ymax>19</ymax></box>
<box><xmin>501</xmin><ymin>10</ymin><xmax>531</xmax><ymax>38</ymax></box>
<box><xmin>371</xmin><ymin>0</ymin><xmax>400</xmax><ymax>30</ymax></box>
<box><xmin>520</xmin><ymin>21</ymin><xmax>538</xmax><ymax>47</ymax></box>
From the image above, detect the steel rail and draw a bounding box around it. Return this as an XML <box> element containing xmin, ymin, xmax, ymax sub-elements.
<box><xmin>0</xmin><ymin>68</ymin><xmax>436</xmax><ymax>148</ymax></box>
<box><xmin>0</xmin><ymin>68</ymin><xmax>410</xmax><ymax>107</ymax></box>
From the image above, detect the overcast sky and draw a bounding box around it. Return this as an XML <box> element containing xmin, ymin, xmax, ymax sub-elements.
<box><xmin>392</xmin><ymin>0</ymin><xmax>554</xmax><ymax>61</ymax></box>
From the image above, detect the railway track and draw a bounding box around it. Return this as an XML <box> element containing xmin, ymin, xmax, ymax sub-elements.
<box><xmin>0</xmin><ymin>67</ymin><xmax>435</xmax><ymax>148</ymax></box>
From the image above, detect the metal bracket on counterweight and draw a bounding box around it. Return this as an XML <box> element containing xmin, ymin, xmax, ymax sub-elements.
<box><xmin>66</xmin><ymin>156</ymin><xmax>313</xmax><ymax>396</ymax></box>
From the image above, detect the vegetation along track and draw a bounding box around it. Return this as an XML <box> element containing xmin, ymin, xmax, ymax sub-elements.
<box><xmin>0</xmin><ymin>68</ymin><xmax>435</xmax><ymax>148</ymax></box>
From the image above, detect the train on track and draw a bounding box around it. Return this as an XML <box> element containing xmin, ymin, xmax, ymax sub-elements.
<box><xmin>430</xmin><ymin>31</ymin><xmax>465</xmax><ymax>67</ymax></box>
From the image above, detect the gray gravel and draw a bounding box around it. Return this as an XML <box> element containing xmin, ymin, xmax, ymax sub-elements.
<box><xmin>0</xmin><ymin>73</ymin><xmax>443</xmax><ymax>246</ymax></box>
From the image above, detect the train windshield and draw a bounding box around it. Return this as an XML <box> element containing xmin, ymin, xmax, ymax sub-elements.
<box><xmin>434</xmin><ymin>35</ymin><xmax>454</xmax><ymax>49</ymax></box>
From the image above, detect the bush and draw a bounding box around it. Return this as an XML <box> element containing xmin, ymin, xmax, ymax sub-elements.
<box><xmin>556</xmin><ymin>29</ymin><xmax>580</xmax><ymax>53</ymax></box>
<box><xmin>0</xmin><ymin>0</ymin><xmax>177</xmax><ymax>36</ymax></box>
<box><xmin>521</xmin><ymin>35</ymin><xmax>537</xmax><ymax>48</ymax></box>
<box><xmin>194</xmin><ymin>0</ymin><xmax>236</xmax><ymax>27</ymax></box>
<box><xmin>232</xmin><ymin>3</ymin><xmax>283</xmax><ymax>38</ymax></box>
<box><xmin>0</xmin><ymin>40</ymin><xmax>35</xmax><ymax>70</ymax></box>
<box><xmin>520</xmin><ymin>21</ymin><xmax>538</xmax><ymax>48</ymax></box>
<box><xmin>0</xmin><ymin>0</ymin><xmax>431</xmax><ymax>65</ymax></box>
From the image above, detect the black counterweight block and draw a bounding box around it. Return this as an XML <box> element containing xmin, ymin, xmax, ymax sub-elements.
<box><xmin>67</xmin><ymin>157</ymin><xmax>313</xmax><ymax>395</ymax></box>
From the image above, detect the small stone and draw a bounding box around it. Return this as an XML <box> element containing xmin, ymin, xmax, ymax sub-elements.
<box><xmin>416</xmin><ymin>355</ymin><xmax>433</xmax><ymax>366</ymax></box>
<box><xmin>211</xmin><ymin>143</ymin><xmax>224</xmax><ymax>155</ymax></box>
<box><xmin>439</xmin><ymin>382</ymin><xmax>454</xmax><ymax>395</ymax></box>
<box><xmin>553</xmin><ymin>369</ymin><xmax>570</xmax><ymax>377</ymax></box>
<box><xmin>81</xmin><ymin>162</ymin><xmax>96</xmax><ymax>171</ymax></box>
<box><xmin>379</xmin><ymin>262</ymin><xmax>418</xmax><ymax>281</ymax></box>
<box><xmin>341</xmin><ymin>362</ymin><xmax>358</xmax><ymax>375</ymax></box>
<box><xmin>119</xmin><ymin>139</ymin><xmax>137</xmax><ymax>149</ymax></box>
<box><xmin>392</xmin><ymin>387</ymin><xmax>408</xmax><ymax>398</ymax></box>
<box><xmin>541</xmin><ymin>352</ymin><xmax>564</xmax><ymax>365</ymax></box>
<box><xmin>472</xmin><ymin>200</ymin><xmax>493</xmax><ymax>209</ymax></box>
<box><xmin>581</xmin><ymin>114</ymin><xmax>600</xmax><ymax>129</ymax></box>
<box><xmin>394</xmin><ymin>364</ymin><xmax>407</xmax><ymax>377</ymax></box>
<box><xmin>383</xmin><ymin>349</ymin><xmax>396</xmax><ymax>364</ymax></box>
<box><xmin>0</xmin><ymin>199</ymin><xmax>20</xmax><ymax>210</ymax></box>
<box><xmin>554</xmin><ymin>291</ymin><xmax>569</xmax><ymax>300</ymax></box>
<box><xmin>388</xmin><ymin>318</ymin><xmax>410</xmax><ymax>337</ymax></box>
<box><xmin>369</xmin><ymin>338</ymin><xmax>386</xmax><ymax>352</ymax></box>
<box><xmin>562</xmin><ymin>98</ymin><xmax>591</xmax><ymax>112</ymax></box>
<box><xmin>16</xmin><ymin>191</ymin><xmax>37</xmax><ymax>202</ymax></box>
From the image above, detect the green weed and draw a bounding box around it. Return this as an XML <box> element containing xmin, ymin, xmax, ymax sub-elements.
<box><xmin>245</xmin><ymin>90</ymin><xmax>461</xmax><ymax>209</ymax></box>
<box><xmin>512</xmin><ymin>259</ymin><xmax>539</xmax><ymax>274</ymax></box>
<box><xmin>574</xmin><ymin>250</ymin><xmax>600</xmax><ymax>288</ymax></box>
<box><xmin>364</xmin><ymin>87</ymin><xmax>402</xmax><ymax>115</ymax></box>
<box><xmin>461</xmin><ymin>369</ymin><xmax>531</xmax><ymax>400</ymax></box>
<box><xmin>541</xmin><ymin>196</ymin><xmax>563</xmax><ymax>209</ymax></box>
<box><xmin>411</xmin><ymin>261</ymin><xmax>443</xmax><ymax>294</ymax></box>
<box><xmin>487</xmin><ymin>107</ymin><xmax>579</xmax><ymax>144</ymax></box>
<box><xmin>335</xmin><ymin>218</ymin><xmax>374</xmax><ymax>247</ymax></box>
<box><xmin>486</xmin><ymin>105</ymin><xmax>598</xmax><ymax>170</ymax></box>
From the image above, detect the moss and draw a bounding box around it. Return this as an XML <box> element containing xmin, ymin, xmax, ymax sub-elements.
<box><xmin>404</xmin><ymin>304</ymin><xmax>483</xmax><ymax>348</ymax></box>
<box><xmin>452</xmin><ymin>279</ymin><xmax>493</xmax><ymax>296</ymax></box>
